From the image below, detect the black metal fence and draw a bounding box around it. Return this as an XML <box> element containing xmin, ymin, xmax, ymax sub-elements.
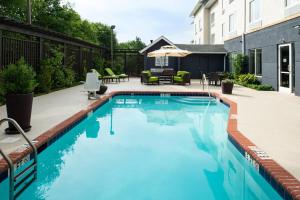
<box><xmin>114</xmin><ymin>48</ymin><xmax>144</xmax><ymax>76</ymax></box>
<box><xmin>0</xmin><ymin>17</ymin><xmax>108</xmax><ymax>80</ymax></box>
<box><xmin>0</xmin><ymin>17</ymin><xmax>144</xmax><ymax>79</ymax></box>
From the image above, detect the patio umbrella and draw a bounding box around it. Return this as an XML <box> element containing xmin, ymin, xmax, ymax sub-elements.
<box><xmin>147</xmin><ymin>45</ymin><xmax>191</xmax><ymax>57</ymax></box>
<box><xmin>147</xmin><ymin>45</ymin><xmax>192</xmax><ymax>69</ymax></box>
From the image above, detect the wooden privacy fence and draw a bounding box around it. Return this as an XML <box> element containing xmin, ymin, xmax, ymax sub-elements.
<box><xmin>0</xmin><ymin>17</ymin><xmax>109</xmax><ymax>79</ymax></box>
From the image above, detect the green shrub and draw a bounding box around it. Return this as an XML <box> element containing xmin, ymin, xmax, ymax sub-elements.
<box><xmin>223</xmin><ymin>72</ymin><xmax>234</xmax><ymax>80</ymax></box>
<box><xmin>52</xmin><ymin>67</ymin><xmax>65</xmax><ymax>88</ymax></box>
<box><xmin>250</xmin><ymin>84</ymin><xmax>273</xmax><ymax>91</ymax></box>
<box><xmin>37</xmin><ymin>63</ymin><xmax>52</xmax><ymax>93</ymax></box>
<box><xmin>0</xmin><ymin>83</ymin><xmax>4</xmax><ymax>104</ymax></box>
<box><xmin>238</xmin><ymin>73</ymin><xmax>259</xmax><ymax>85</ymax></box>
<box><xmin>232</xmin><ymin>54</ymin><xmax>248</xmax><ymax>77</ymax></box>
<box><xmin>222</xmin><ymin>79</ymin><xmax>234</xmax><ymax>84</ymax></box>
<box><xmin>63</xmin><ymin>67</ymin><xmax>75</xmax><ymax>87</ymax></box>
<box><xmin>0</xmin><ymin>58</ymin><xmax>37</xmax><ymax>95</ymax></box>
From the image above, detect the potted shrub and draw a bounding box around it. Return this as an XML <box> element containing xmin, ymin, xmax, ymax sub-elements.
<box><xmin>0</xmin><ymin>58</ymin><xmax>38</xmax><ymax>134</ymax></box>
<box><xmin>221</xmin><ymin>79</ymin><xmax>234</xmax><ymax>94</ymax></box>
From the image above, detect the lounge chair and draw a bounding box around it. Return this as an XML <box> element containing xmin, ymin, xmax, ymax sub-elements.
<box><xmin>105</xmin><ymin>67</ymin><xmax>129</xmax><ymax>81</ymax></box>
<box><xmin>173</xmin><ymin>71</ymin><xmax>191</xmax><ymax>85</ymax></box>
<box><xmin>91</xmin><ymin>69</ymin><xmax>118</xmax><ymax>83</ymax></box>
<box><xmin>84</xmin><ymin>73</ymin><xmax>101</xmax><ymax>99</ymax></box>
<box><xmin>141</xmin><ymin>70</ymin><xmax>159</xmax><ymax>85</ymax></box>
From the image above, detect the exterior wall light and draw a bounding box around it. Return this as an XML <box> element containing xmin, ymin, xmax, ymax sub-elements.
<box><xmin>293</xmin><ymin>25</ymin><xmax>300</xmax><ymax>34</ymax></box>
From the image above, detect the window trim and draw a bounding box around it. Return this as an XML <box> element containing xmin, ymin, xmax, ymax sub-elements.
<box><xmin>249</xmin><ymin>48</ymin><xmax>262</xmax><ymax>77</ymax></box>
<box><xmin>210</xmin><ymin>33</ymin><xmax>215</xmax><ymax>44</ymax></box>
<box><xmin>210</xmin><ymin>12</ymin><xmax>215</xmax><ymax>27</ymax></box>
<box><xmin>285</xmin><ymin>0</ymin><xmax>298</xmax><ymax>8</ymax></box>
<box><xmin>155</xmin><ymin>56</ymin><xmax>169</xmax><ymax>67</ymax></box>
<box><xmin>249</xmin><ymin>0</ymin><xmax>262</xmax><ymax>24</ymax></box>
<box><xmin>222</xmin><ymin>23</ymin><xmax>225</xmax><ymax>37</ymax></box>
<box><xmin>229</xmin><ymin>13</ymin><xmax>236</xmax><ymax>33</ymax></box>
<box><xmin>199</xmin><ymin>19</ymin><xmax>202</xmax><ymax>31</ymax></box>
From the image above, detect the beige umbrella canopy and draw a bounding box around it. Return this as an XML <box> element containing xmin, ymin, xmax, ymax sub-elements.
<box><xmin>147</xmin><ymin>45</ymin><xmax>192</xmax><ymax>58</ymax></box>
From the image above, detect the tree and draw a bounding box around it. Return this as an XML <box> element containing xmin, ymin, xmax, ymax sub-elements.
<box><xmin>0</xmin><ymin>0</ymin><xmax>27</xmax><ymax>22</ymax></box>
<box><xmin>232</xmin><ymin>53</ymin><xmax>248</xmax><ymax>77</ymax></box>
<box><xmin>118</xmin><ymin>37</ymin><xmax>146</xmax><ymax>50</ymax></box>
<box><xmin>0</xmin><ymin>0</ymin><xmax>117</xmax><ymax>47</ymax></box>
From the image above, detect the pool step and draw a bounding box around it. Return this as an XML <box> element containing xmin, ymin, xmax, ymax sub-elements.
<box><xmin>171</xmin><ymin>97</ymin><xmax>217</xmax><ymax>105</ymax></box>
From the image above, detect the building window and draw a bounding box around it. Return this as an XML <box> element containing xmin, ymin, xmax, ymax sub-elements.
<box><xmin>194</xmin><ymin>23</ymin><xmax>197</xmax><ymax>34</ymax></box>
<box><xmin>199</xmin><ymin>37</ymin><xmax>201</xmax><ymax>44</ymax></box>
<box><xmin>222</xmin><ymin>23</ymin><xmax>225</xmax><ymax>36</ymax></box>
<box><xmin>285</xmin><ymin>0</ymin><xmax>298</xmax><ymax>7</ymax></box>
<box><xmin>210</xmin><ymin>12</ymin><xmax>215</xmax><ymax>27</ymax></box>
<box><xmin>155</xmin><ymin>56</ymin><xmax>168</xmax><ymax>67</ymax></box>
<box><xmin>199</xmin><ymin>19</ymin><xmax>202</xmax><ymax>31</ymax></box>
<box><xmin>249</xmin><ymin>0</ymin><xmax>261</xmax><ymax>23</ymax></box>
<box><xmin>222</xmin><ymin>0</ymin><xmax>226</xmax><ymax>14</ymax></box>
<box><xmin>249</xmin><ymin>49</ymin><xmax>262</xmax><ymax>76</ymax></box>
<box><xmin>229</xmin><ymin>13</ymin><xmax>235</xmax><ymax>33</ymax></box>
<box><xmin>210</xmin><ymin>34</ymin><xmax>215</xmax><ymax>44</ymax></box>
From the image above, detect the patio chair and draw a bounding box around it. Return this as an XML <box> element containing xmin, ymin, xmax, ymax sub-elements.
<box><xmin>208</xmin><ymin>72</ymin><xmax>220</xmax><ymax>86</ymax></box>
<box><xmin>173</xmin><ymin>71</ymin><xmax>191</xmax><ymax>85</ymax></box>
<box><xmin>141</xmin><ymin>70</ymin><xmax>159</xmax><ymax>85</ymax></box>
<box><xmin>91</xmin><ymin>69</ymin><xmax>113</xmax><ymax>83</ymax></box>
<box><xmin>84</xmin><ymin>72</ymin><xmax>101</xmax><ymax>99</ymax></box>
<box><xmin>105</xmin><ymin>67</ymin><xmax>129</xmax><ymax>81</ymax></box>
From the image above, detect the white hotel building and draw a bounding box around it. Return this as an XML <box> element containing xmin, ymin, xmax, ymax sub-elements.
<box><xmin>190</xmin><ymin>0</ymin><xmax>300</xmax><ymax>96</ymax></box>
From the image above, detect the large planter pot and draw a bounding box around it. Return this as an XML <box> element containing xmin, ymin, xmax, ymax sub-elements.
<box><xmin>96</xmin><ymin>85</ymin><xmax>108</xmax><ymax>95</ymax></box>
<box><xmin>5</xmin><ymin>93</ymin><xmax>33</xmax><ymax>134</ymax></box>
<box><xmin>221</xmin><ymin>82</ymin><xmax>234</xmax><ymax>94</ymax></box>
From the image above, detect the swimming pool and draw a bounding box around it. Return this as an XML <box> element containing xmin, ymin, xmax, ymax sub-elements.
<box><xmin>0</xmin><ymin>94</ymin><xmax>284</xmax><ymax>199</ymax></box>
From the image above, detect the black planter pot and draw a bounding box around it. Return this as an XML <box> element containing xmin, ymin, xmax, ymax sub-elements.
<box><xmin>96</xmin><ymin>85</ymin><xmax>108</xmax><ymax>95</ymax></box>
<box><xmin>221</xmin><ymin>82</ymin><xmax>234</xmax><ymax>94</ymax></box>
<box><xmin>5</xmin><ymin>93</ymin><xmax>33</xmax><ymax>134</ymax></box>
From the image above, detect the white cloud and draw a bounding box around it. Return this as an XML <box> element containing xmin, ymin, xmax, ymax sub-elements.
<box><xmin>67</xmin><ymin>0</ymin><xmax>197</xmax><ymax>44</ymax></box>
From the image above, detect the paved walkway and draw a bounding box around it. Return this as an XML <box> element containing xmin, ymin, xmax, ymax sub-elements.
<box><xmin>1</xmin><ymin>78</ymin><xmax>300</xmax><ymax>180</ymax></box>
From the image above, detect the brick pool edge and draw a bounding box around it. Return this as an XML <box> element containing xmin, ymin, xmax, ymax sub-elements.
<box><xmin>0</xmin><ymin>91</ymin><xmax>299</xmax><ymax>200</ymax></box>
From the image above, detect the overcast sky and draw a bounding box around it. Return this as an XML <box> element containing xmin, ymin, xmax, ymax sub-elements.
<box><xmin>67</xmin><ymin>0</ymin><xmax>197</xmax><ymax>45</ymax></box>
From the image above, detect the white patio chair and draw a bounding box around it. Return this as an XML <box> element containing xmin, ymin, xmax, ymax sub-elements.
<box><xmin>84</xmin><ymin>72</ymin><xmax>101</xmax><ymax>99</ymax></box>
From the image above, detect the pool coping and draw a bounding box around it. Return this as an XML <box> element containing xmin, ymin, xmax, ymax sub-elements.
<box><xmin>0</xmin><ymin>91</ymin><xmax>299</xmax><ymax>200</ymax></box>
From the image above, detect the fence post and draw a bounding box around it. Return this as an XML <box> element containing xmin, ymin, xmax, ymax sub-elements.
<box><xmin>79</xmin><ymin>46</ymin><xmax>83</xmax><ymax>78</ymax></box>
<box><xmin>0</xmin><ymin>30</ymin><xmax>2</xmax><ymax>69</ymax></box>
<box><xmin>39</xmin><ymin>38</ymin><xmax>43</xmax><ymax>70</ymax></box>
<box><xmin>63</xmin><ymin>43</ymin><xmax>67</xmax><ymax>65</ymax></box>
<box><xmin>124</xmin><ymin>52</ymin><xmax>127</xmax><ymax>74</ymax></box>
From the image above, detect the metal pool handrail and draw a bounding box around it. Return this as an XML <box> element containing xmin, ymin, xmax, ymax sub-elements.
<box><xmin>202</xmin><ymin>74</ymin><xmax>211</xmax><ymax>98</ymax></box>
<box><xmin>0</xmin><ymin>118</ymin><xmax>38</xmax><ymax>200</ymax></box>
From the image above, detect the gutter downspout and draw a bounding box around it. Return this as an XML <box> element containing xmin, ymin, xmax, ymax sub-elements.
<box><xmin>242</xmin><ymin>0</ymin><xmax>246</xmax><ymax>54</ymax></box>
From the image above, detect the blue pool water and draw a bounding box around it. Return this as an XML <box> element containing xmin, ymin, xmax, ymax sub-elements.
<box><xmin>0</xmin><ymin>95</ymin><xmax>282</xmax><ymax>200</ymax></box>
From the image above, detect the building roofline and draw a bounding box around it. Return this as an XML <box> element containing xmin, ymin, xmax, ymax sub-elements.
<box><xmin>139</xmin><ymin>36</ymin><xmax>175</xmax><ymax>54</ymax></box>
<box><xmin>191</xmin><ymin>52</ymin><xmax>227</xmax><ymax>54</ymax></box>
<box><xmin>189</xmin><ymin>1</ymin><xmax>203</xmax><ymax>17</ymax></box>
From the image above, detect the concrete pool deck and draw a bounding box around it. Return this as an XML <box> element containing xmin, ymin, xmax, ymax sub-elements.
<box><xmin>0</xmin><ymin>78</ymin><xmax>300</xmax><ymax>181</ymax></box>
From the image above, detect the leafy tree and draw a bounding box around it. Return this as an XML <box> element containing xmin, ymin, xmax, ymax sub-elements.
<box><xmin>95</xmin><ymin>23</ymin><xmax>118</xmax><ymax>48</ymax></box>
<box><xmin>118</xmin><ymin>37</ymin><xmax>146</xmax><ymax>50</ymax></box>
<box><xmin>0</xmin><ymin>0</ymin><xmax>27</xmax><ymax>22</ymax></box>
<box><xmin>232</xmin><ymin>53</ymin><xmax>248</xmax><ymax>77</ymax></box>
<box><xmin>0</xmin><ymin>0</ymin><xmax>117</xmax><ymax>48</ymax></box>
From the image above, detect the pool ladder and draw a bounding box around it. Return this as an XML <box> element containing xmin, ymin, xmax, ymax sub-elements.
<box><xmin>0</xmin><ymin>118</ymin><xmax>38</xmax><ymax>200</ymax></box>
<box><xmin>202</xmin><ymin>74</ymin><xmax>211</xmax><ymax>98</ymax></box>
